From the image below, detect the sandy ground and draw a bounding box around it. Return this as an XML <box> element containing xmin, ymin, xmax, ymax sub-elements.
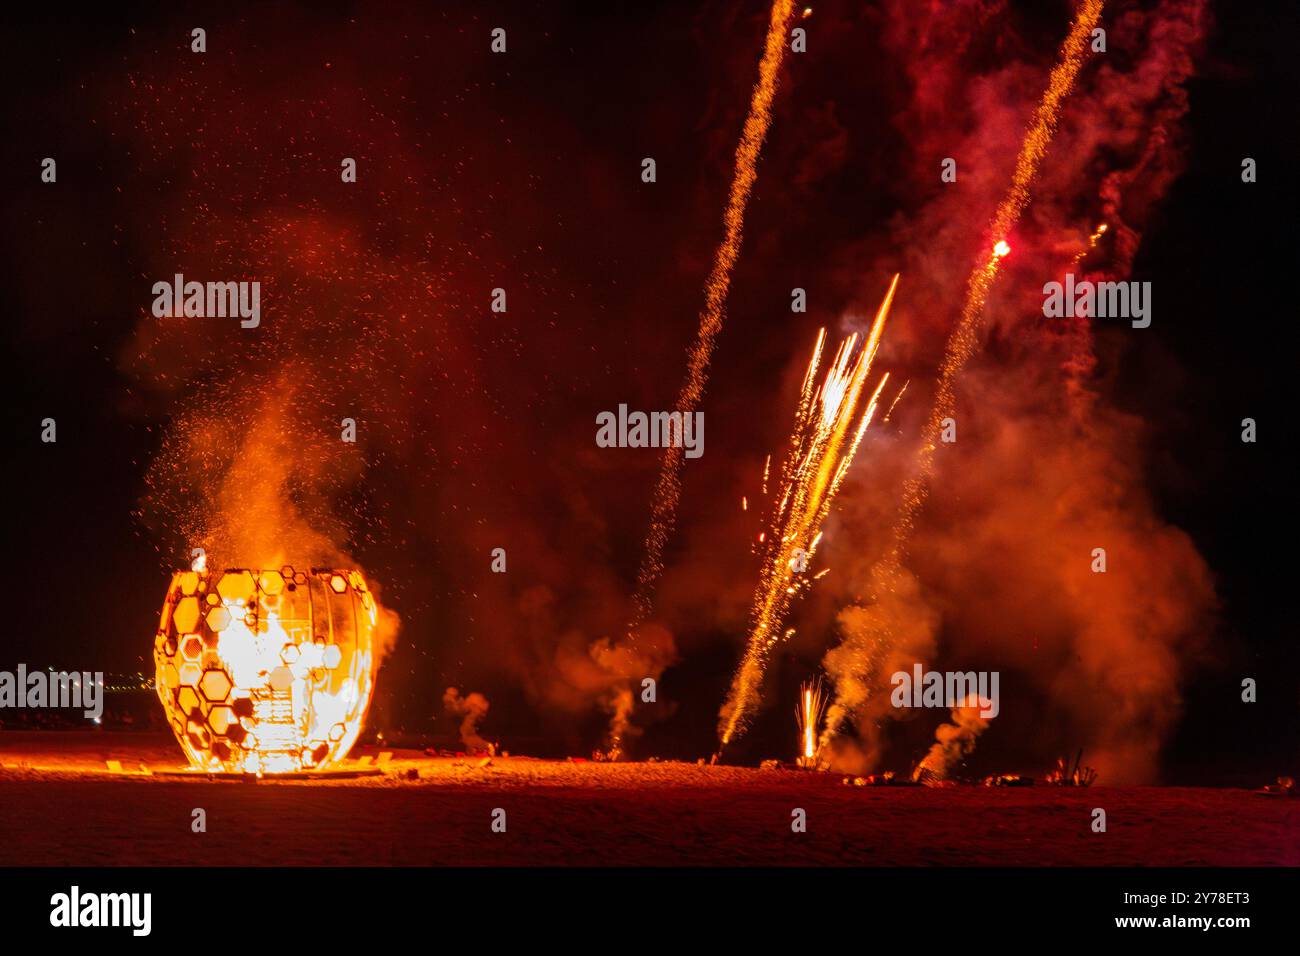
<box><xmin>1</xmin><ymin>732</ymin><xmax>1295</xmax><ymax>866</ymax></box>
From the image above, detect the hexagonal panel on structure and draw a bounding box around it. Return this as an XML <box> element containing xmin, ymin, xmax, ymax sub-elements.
<box><xmin>216</xmin><ymin>570</ymin><xmax>256</xmax><ymax>604</ymax></box>
<box><xmin>173</xmin><ymin>596</ymin><xmax>200</xmax><ymax>633</ymax></box>
<box><xmin>186</xmin><ymin>720</ymin><xmax>211</xmax><ymax>751</ymax></box>
<box><xmin>178</xmin><ymin>686</ymin><xmax>201</xmax><ymax>716</ymax></box>
<box><xmin>199</xmin><ymin>668</ymin><xmax>232</xmax><ymax>703</ymax></box>
<box><xmin>208</xmin><ymin>705</ymin><xmax>236</xmax><ymax>735</ymax></box>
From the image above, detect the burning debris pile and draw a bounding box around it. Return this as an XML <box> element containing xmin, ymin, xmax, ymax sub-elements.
<box><xmin>842</xmin><ymin>771</ymin><xmax>918</xmax><ymax>787</ymax></box>
<box><xmin>1258</xmin><ymin>777</ymin><xmax>1296</xmax><ymax>798</ymax></box>
<box><xmin>1043</xmin><ymin>750</ymin><xmax>1098</xmax><ymax>787</ymax></box>
<box><xmin>981</xmin><ymin>775</ymin><xmax>1034</xmax><ymax>788</ymax></box>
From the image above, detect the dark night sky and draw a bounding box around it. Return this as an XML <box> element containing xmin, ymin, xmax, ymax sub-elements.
<box><xmin>1</xmin><ymin>0</ymin><xmax>1296</xmax><ymax>781</ymax></box>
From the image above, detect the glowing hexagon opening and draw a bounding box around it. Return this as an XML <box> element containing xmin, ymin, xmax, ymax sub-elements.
<box><xmin>199</xmin><ymin>668</ymin><xmax>232</xmax><ymax>702</ymax></box>
<box><xmin>153</xmin><ymin>567</ymin><xmax>379</xmax><ymax>774</ymax></box>
<box><xmin>173</xmin><ymin>597</ymin><xmax>200</xmax><ymax>633</ymax></box>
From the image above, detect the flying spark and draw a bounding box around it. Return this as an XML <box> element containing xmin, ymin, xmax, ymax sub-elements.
<box><xmin>625</xmin><ymin>0</ymin><xmax>799</xmax><ymax>646</ymax></box>
<box><xmin>607</xmin><ymin>0</ymin><xmax>799</xmax><ymax>757</ymax></box>
<box><xmin>624</xmin><ymin>0</ymin><xmax>795</xmax><ymax>647</ymax></box>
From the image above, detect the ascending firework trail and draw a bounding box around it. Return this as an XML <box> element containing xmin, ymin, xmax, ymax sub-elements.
<box><xmin>626</xmin><ymin>0</ymin><xmax>798</xmax><ymax>639</ymax></box>
<box><xmin>820</xmin><ymin>0</ymin><xmax>1106</xmax><ymax>746</ymax></box>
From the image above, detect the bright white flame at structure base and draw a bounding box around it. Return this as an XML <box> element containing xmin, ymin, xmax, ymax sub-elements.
<box><xmin>154</xmin><ymin>566</ymin><xmax>377</xmax><ymax>773</ymax></box>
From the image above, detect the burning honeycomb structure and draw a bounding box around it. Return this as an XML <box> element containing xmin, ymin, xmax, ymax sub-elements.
<box><xmin>154</xmin><ymin>567</ymin><xmax>377</xmax><ymax>773</ymax></box>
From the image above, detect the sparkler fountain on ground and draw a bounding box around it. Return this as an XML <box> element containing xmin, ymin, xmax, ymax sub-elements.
<box><xmin>820</xmin><ymin>0</ymin><xmax>1105</xmax><ymax>759</ymax></box>
<box><xmin>716</xmin><ymin>276</ymin><xmax>900</xmax><ymax>753</ymax></box>
<box><xmin>796</xmin><ymin>679</ymin><xmax>829</xmax><ymax>768</ymax></box>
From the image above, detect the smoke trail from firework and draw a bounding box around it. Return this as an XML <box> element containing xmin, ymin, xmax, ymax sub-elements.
<box><xmin>442</xmin><ymin>687</ymin><xmax>491</xmax><ymax>753</ymax></box>
<box><xmin>911</xmin><ymin>695</ymin><xmax>992</xmax><ymax>784</ymax></box>
<box><xmin>822</xmin><ymin>0</ymin><xmax>1105</xmax><ymax>744</ymax></box>
<box><xmin>626</xmin><ymin>0</ymin><xmax>798</xmax><ymax>640</ymax></box>
<box><xmin>719</xmin><ymin>277</ymin><xmax>899</xmax><ymax>746</ymax></box>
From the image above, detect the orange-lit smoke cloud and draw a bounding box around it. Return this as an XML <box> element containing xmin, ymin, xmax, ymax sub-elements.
<box><xmin>821</xmin><ymin>0</ymin><xmax>1213</xmax><ymax>783</ymax></box>
<box><xmin>443</xmin><ymin>687</ymin><xmax>492</xmax><ymax>752</ymax></box>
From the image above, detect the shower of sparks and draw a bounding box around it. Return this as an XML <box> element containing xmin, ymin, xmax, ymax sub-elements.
<box><xmin>625</xmin><ymin>0</ymin><xmax>798</xmax><ymax>645</ymax></box>
<box><xmin>821</xmin><ymin>0</ymin><xmax>1105</xmax><ymax>746</ymax></box>
<box><xmin>796</xmin><ymin>679</ymin><xmax>829</xmax><ymax>766</ymax></box>
<box><xmin>718</xmin><ymin>276</ymin><xmax>899</xmax><ymax>746</ymax></box>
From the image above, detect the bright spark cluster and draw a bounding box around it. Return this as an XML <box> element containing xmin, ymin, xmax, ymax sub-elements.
<box><xmin>719</xmin><ymin>276</ymin><xmax>899</xmax><ymax>746</ymax></box>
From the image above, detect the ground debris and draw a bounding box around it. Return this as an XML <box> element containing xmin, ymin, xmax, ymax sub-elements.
<box><xmin>982</xmin><ymin>774</ymin><xmax>1034</xmax><ymax>787</ymax></box>
<box><xmin>1257</xmin><ymin>776</ymin><xmax>1295</xmax><ymax>797</ymax></box>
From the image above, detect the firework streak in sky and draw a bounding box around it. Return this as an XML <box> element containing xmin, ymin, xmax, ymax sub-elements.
<box><xmin>625</xmin><ymin>0</ymin><xmax>798</xmax><ymax>643</ymax></box>
<box><xmin>719</xmin><ymin>276</ymin><xmax>899</xmax><ymax>746</ymax></box>
<box><xmin>821</xmin><ymin>0</ymin><xmax>1106</xmax><ymax>745</ymax></box>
